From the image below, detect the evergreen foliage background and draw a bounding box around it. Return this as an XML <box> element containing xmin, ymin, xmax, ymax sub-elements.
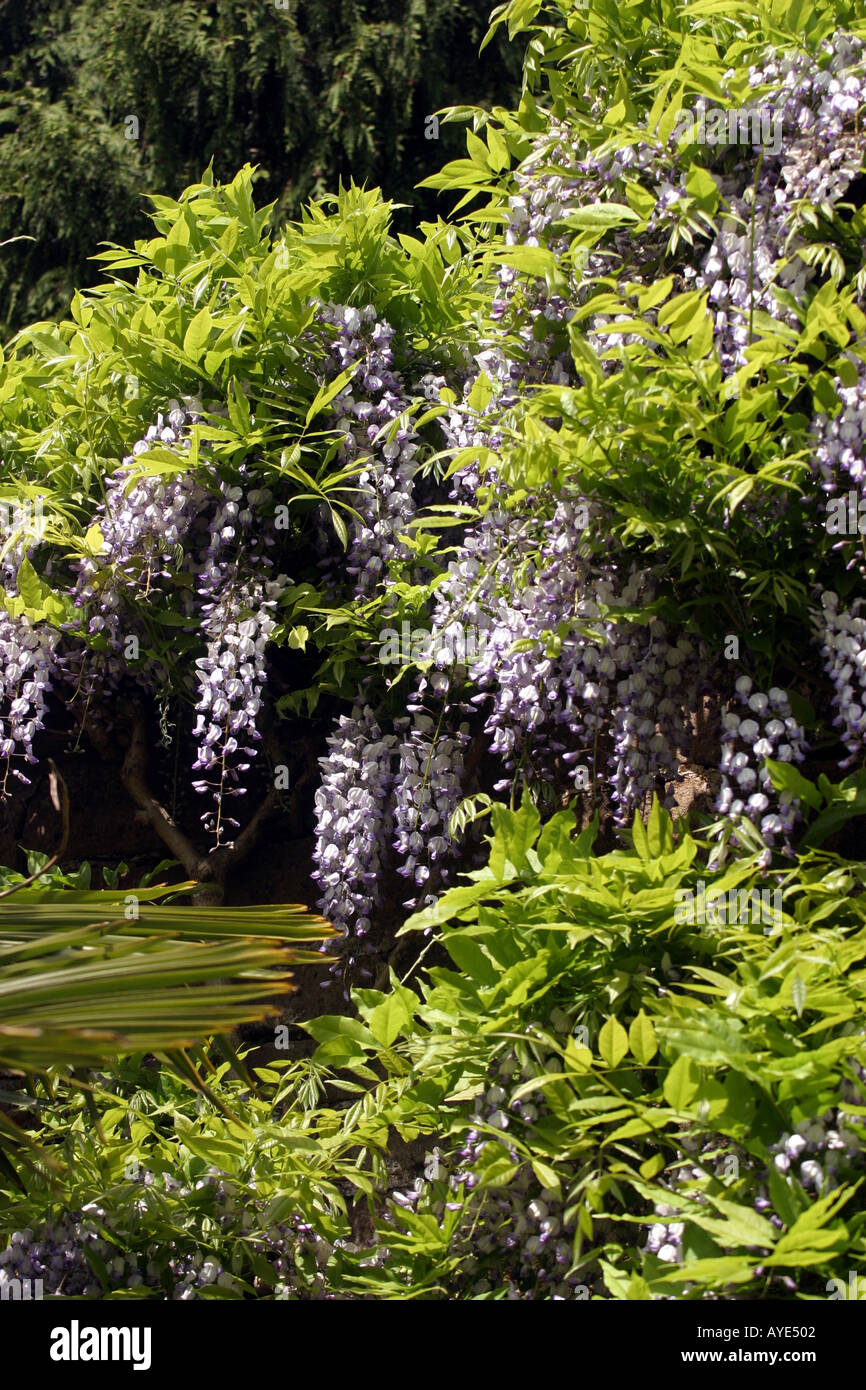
<box><xmin>0</xmin><ymin>0</ymin><xmax>520</xmax><ymax>335</ymax></box>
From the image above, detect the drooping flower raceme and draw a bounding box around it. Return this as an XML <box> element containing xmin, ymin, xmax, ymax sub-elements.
<box><xmin>716</xmin><ymin>674</ymin><xmax>807</xmax><ymax>857</ymax></box>
<box><xmin>311</xmin><ymin>704</ymin><xmax>397</xmax><ymax>984</ymax></box>
<box><xmin>608</xmin><ymin>621</ymin><xmax>700</xmax><ymax>823</ymax></box>
<box><xmin>814</xmin><ymin>590</ymin><xmax>866</xmax><ymax>767</ymax></box>
<box><xmin>0</xmin><ymin>609</ymin><xmax>59</xmax><ymax>792</ymax></box>
<box><xmin>69</xmin><ymin>400</ymin><xmax>208</xmax><ymax>704</ymax></box>
<box><xmin>810</xmin><ymin>357</ymin><xmax>866</xmax><ymax>557</ymax></box>
<box><xmin>391</xmin><ymin>712</ymin><xmax>469</xmax><ymax>898</ymax></box>
<box><xmin>192</xmin><ymin>575</ymin><xmax>285</xmax><ymax>845</ymax></box>
<box><xmin>314</xmin><ymin>303</ymin><xmax>419</xmax><ymax>599</ymax></box>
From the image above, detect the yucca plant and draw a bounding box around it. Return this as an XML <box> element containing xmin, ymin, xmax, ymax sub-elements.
<box><xmin>0</xmin><ymin>766</ymin><xmax>334</xmax><ymax>1176</ymax></box>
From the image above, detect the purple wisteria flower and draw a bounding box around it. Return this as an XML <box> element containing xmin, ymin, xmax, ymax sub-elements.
<box><xmin>815</xmin><ymin>590</ymin><xmax>866</xmax><ymax>766</ymax></box>
<box><xmin>312</xmin><ymin>704</ymin><xmax>397</xmax><ymax>986</ymax></box>
<box><xmin>0</xmin><ymin>608</ymin><xmax>59</xmax><ymax>790</ymax></box>
<box><xmin>313</xmin><ymin>303</ymin><xmax>418</xmax><ymax>598</ymax></box>
<box><xmin>715</xmin><ymin>674</ymin><xmax>807</xmax><ymax>860</ymax></box>
<box><xmin>392</xmin><ymin>712</ymin><xmax>469</xmax><ymax>899</ymax></box>
<box><xmin>191</xmin><ymin>574</ymin><xmax>285</xmax><ymax>845</ymax></box>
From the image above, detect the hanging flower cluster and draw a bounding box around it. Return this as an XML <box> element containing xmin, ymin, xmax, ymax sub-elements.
<box><xmin>814</xmin><ymin>590</ymin><xmax>866</xmax><ymax>767</ymax></box>
<box><xmin>715</xmin><ymin>675</ymin><xmax>807</xmax><ymax>859</ymax></box>
<box><xmin>315</xmin><ymin>302</ymin><xmax>418</xmax><ymax>597</ymax></box>
<box><xmin>392</xmin><ymin>713</ymin><xmax>469</xmax><ymax>896</ymax></box>
<box><xmin>311</xmin><ymin>704</ymin><xmax>397</xmax><ymax>983</ymax></box>
<box><xmin>192</xmin><ymin>575</ymin><xmax>285</xmax><ymax>844</ymax></box>
<box><xmin>0</xmin><ymin>609</ymin><xmax>59</xmax><ymax>791</ymax></box>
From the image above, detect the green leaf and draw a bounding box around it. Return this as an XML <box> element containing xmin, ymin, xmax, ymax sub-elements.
<box><xmin>124</xmin><ymin>447</ymin><xmax>188</xmax><ymax>477</ymax></box>
<box><xmin>467</xmin><ymin>370</ymin><xmax>493</xmax><ymax>413</ymax></box>
<box><xmin>721</xmin><ymin>1074</ymin><xmax>756</xmax><ymax>1131</ymax></box>
<box><xmin>598</xmin><ymin>1016</ymin><xmax>628</xmax><ymax>1068</ymax></box>
<box><xmin>764</xmin><ymin>760</ymin><xmax>822</xmax><ymax>812</ymax></box>
<box><xmin>563</xmin><ymin>203</ymin><xmax>640</xmax><ymax>231</ymax></box>
<box><xmin>530</xmin><ymin>1158</ymin><xmax>561</xmax><ymax>1193</ymax></box>
<box><xmin>401</xmin><ymin>882</ymin><xmax>496</xmax><ymax>934</ymax></box>
<box><xmin>646</xmin><ymin>797</ymin><xmax>673</xmax><ymax>857</ymax></box>
<box><xmin>657</xmin><ymin>290</ymin><xmax>709</xmax><ymax>344</ymax></box>
<box><xmin>631</xmin><ymin>812</ymin><xmax>650</xmax><ymax>862</ymax></box>
<box><xmin>474</xmin><ymin>1149</ymin><xmax>518</xmax><ymax>1190</ymax></box>
<box><xmin>83</xmin><ymin>524</ymin><xmax>105</xmax><ymax>555</ymax></box>
<box><xmin>227</xmin><ymin>378</ymin><xmax>251</xmax><ymax>436</ymax></box>
<box><xmin>801</xmin><ymin>788</ymin><xmax>866</xmax><ymax>847</ymax></box>
<box><xmin>443</xmin><ymin>933</ymin><xmax>499</xmax><ymax>986</ymax></box>
<box><xmin>625</xmin><ymin>181</ymin><xmax>656</xmax><ymax>222</ymax></box>
<box><xmin>302</xmin><ymin>1016</ymin><xmax>376</xmax><ymax>1049</ymax></box>
<box><xmin>763</xmin><ymin>1185</ymin><xmax>855</xmax><ymax>1266</ymax></box>
<box><xmin>183</xmin><ymin>306</ymin><xmax>213</xmax><ymax>357</ymax></box>
<box><xmin>637</xmin><ymin>276</ymin><xmax>674</xmax><ymax>312</ymax></box>
<box><xmin>496</xmin><ymin>246</ymin><xmax>558</xmax><ymax>277</ymax></box>
<box><xmin>600</xmin><ymin>1258</ymin><xmax>644</xmax><ymax>1299</ymax></box>
<box><xmin>767</xmin><ymin>1167</ymin><xmax>808</xmax><ymax>1229</ymax></box>
<box><xmin>368</xmin><ymin>982</ymin><xmax>415</xmax><ymax>1047</ymax></box>
<box><xmin>685</xmin><ymin>165</ymin><xmax>718</xmax><ymax>212</ymax></box>
<box><xmin>654</xmin><ymin>1256</ymin><xmax>756</xmax><ymax>1285</ymax></box>
<box><xmin>305</xmin><ymin>363</ymin><xmax>358</xmax><ymax>427</ymax></box>
<box><xmin>175</xmin><ymin>1120</ymin><xmax>244</xmax><ymax>1169</ymax></box>
<box><xmin>628</xmin><ymin>1011</ymin><xmax>658</xmax><ymax>1065</ymax></box>
<box><xmin>535</xmin><ymin>808</ymin><xmax>583</xmax><ymax>874</ymax></box>
<box><xmin>763</xmin><ymin>1224</ymin><xmax>847</xmax><ymax>1266</ymax></box>
<box><xmin>704</xmin><ymin>1196</ymin><xmax>777</xmax><ymax>1247</ymax></box>
<box><xmin>486</xmin><ymin>802</ymin><xmax>541</xmax><ymax>879</ymax></box>
<box><xmin>663</xmin><ymin>1055</ymin><xmax>700</xmax><ymax>1110</ymax></box>
<box><xmin>16</xmin><ymin>557</ymin><xmax>46</xmax><ymax>615</ymax></box>
<box><xmin>640</xmin><ymin>1153</ymin><xmax>665</xmax><ymax>1180</ymax></box>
